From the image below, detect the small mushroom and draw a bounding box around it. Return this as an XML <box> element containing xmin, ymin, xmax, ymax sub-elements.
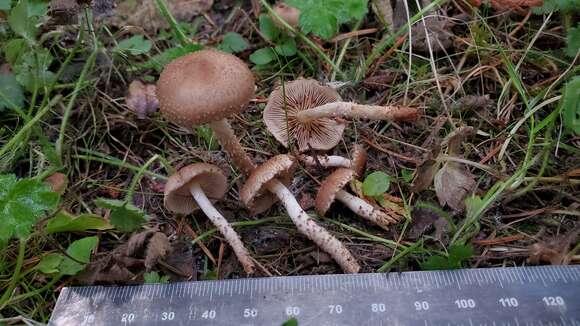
<box><xmin>315</xmin><ymin>168</ymin><xmax>400</xmax><ymax>229</ymax></box>
<box><xmin>271</xmin><ymin>2</ymin><xmax>301</xmax><ymax>28</ymax></box>
<box><xmin>157</xmin><ymin>49</ymin><xmax>277</xmax><ymax>215</ymax></box>
<box><xmin>263</xmin><ymin>79</ymin><xmax>418</xmax><ymax>151</ymax></box>
<box><xmin>164</xmin><ymin>163</ymin><xmax>255</xmax><ymax>274</ymax></box>
<box><xmin>299</xmin><ymin>144</ymin><xmax>368</xmax><ymax>175</ymax></box>
<box><xmin>240</xmin><ymin>154</ymin><xmax>360</xmax><ymax>273</ymax></box>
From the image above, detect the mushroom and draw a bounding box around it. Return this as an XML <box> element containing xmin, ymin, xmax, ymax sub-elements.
<box><xmin>263</xmin><ymin>79</ymin><xmax>418</xmax><ymax>151</ymax></box>
<box><xmin>164</xmin><ymin>163</ymin><xmax>255</xmax><ymax>274</ymax></box>
<box><xmin>240</xmin><ymin>154</ymin><xmax>360</xmax><ymax>273</ymax></box>
<box><xmin>299</xmin><ymin>144</ymin><xmax>368</xmax><ymax>174</ymax></box>
<box><xmin>315</xmin><ymin>168</ymin><xmax>400</xmax><ymax>229</ymax></box>
<box><xmin>157</xmin><ymin>49</ymin><xmax>276</xmax><ymax>215</ymax></box>
<box><xmin>271</xmin><ymin>2</ymin><xmax>301</xmax><ymax>28</ymax></box>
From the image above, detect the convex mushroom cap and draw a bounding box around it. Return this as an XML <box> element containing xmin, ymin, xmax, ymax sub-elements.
<box><xmin>272</xmin><ymin>2</ymin><xmax>301</xmax><ymax>28</ymax></box>
<box><xmin>315</xmin><ymin>168</ymin><xmax>355</xmax><ymax>216</ymax></box>
<box><xmin>157</xmin><ymin>50</ymin><xmax>255</xmax><ymax>128</ymax></box>
<box><xmin>263</xmin><ymin>79</ymin><xmax>345</xmax><ymax>152</ymax></box>
<box><xmin>164</xmin><ymin>163</ymin><xmax>228</xmax><ymax>215</ymax></box>
<box><xmin>241</xmin><ymin>155</ymin><xmax>296</xmax><ymax>209</ymax></box>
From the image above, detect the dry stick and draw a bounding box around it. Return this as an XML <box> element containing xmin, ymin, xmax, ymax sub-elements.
<box><xmin>295</xmin><ymin>102</ymin><xmax>418</xmax><ymax>123</ymax></box>
<box><xmin>266</xmin><ymin>180</ymin><xmax>360</xmax><ymax>273</ymax></box>
<box><xmin>190</xmin><ymin>183</ymin><xmax>255</xmax><ymax>273</ymax></box>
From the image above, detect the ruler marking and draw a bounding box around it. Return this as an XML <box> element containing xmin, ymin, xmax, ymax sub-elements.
<box><xmin>555</xmin><ymin>267</ymin><xmax>568</xmax><ymax>283</ymax></box>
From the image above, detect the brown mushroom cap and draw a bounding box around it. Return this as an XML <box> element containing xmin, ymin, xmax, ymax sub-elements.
<box><xmin>272</xmin><ymin>2</ymin><xmax>301</xmax><ymax>28</ymax></box>
<box><xmin>164</xmin><ymin>163</ymin><xmax>228</xmax><ymax>214</ymax></box>
<box><xmin>157</xmin><ymin>50</ymin><xmax>255</xmax><ymax>128</ymax></box>
<box><xmin>263</xmin><ymin>79</ymin><xmax>345</xmax><ymax>152</ymax></box>
<box><xmin>241</xmin><ymin>155</ymin><xmax>296</xmax><ymax>209</ymax></box>
<box><xmin>351</xmin><ymin>144</ymin><xmax>368</xmax><ymax>177</ymax></box>
<box><xmin>315</xmin><ymin>168</ymin><xmax>355</xmax><ymax>216</ymax></box>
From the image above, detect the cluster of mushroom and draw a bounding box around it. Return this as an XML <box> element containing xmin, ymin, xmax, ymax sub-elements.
<box><xmin>157</xmin><ymin>50</ymin><xmax>418</xmax><ymax>274</ymax></box>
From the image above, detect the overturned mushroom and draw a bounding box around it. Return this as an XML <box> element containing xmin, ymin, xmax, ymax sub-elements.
<box><xmin>241</xmin><ymin>155</ymin><xmax>360</xmax><ymax>273</ymax></box>
<box><xmin>164</xmin><ymin>163</ymin><xmax>255</xmax><ymax>274</ymax></box>
<box><xmin>316</xmin><ymin>168</ymin><xmax>400</xmax><ymax>229</ymax></box>
<box><xmin>263</xmin><ymin>79</ymin><xmax>418</xmax><ymax>151</ymax></box>
<box><xmin>299</xmin><ymin>144</ymin><xmax>368</xmax><ymax>174</ymax></box>
<box><xmin>157</xmin><ymin>49</ymin><xmax>276</xmax><ymax>215</ymax></box>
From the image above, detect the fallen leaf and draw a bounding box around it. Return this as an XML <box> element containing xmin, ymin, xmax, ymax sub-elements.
<box><xmin>44</xmin><ymin>172</ymin><xmax>68</xmax><ymax>194</ymax></box>
<box><xmin>528</xmin><ymin>227</ymin><xmax>579</xmax><ymax>265</ymax></box>
<box><xmin>126</xmin><ymin>230</ymin><xmax>156</xmax><ymax>257</ymax></box>
<box><xmin>110</xmin><ymin>0</ymin><xmax>213</xmax><ymax>32</ymax></box>
<box><xmin>412</xmin><ymin>144</ymin><xmax>441</xmax><ymax>192</ymax></box>
<box><xmin>451</xmin><ymin>95</ymin><xmax>493</xmax><ymax>112</ymax></box>
<box><xmin>44</xmin><ymin>210</ymin><xmax>112</xmax><ymax>234</ymax></box>
<box><xmin>408</xmin><ymin>206</ymin><xmax>440</xmax><ymax>240</ymax></box>
<box><xmin>411</xmin><ymin>17</ymin><xmax>455</xmax><ymax>53</ymax></box>
<box><xmin>163</xmin><ymin>238</ymin><xmax>195</xmax><ymax>279</ymax></box>
<box><xmin>48</xmin><ymin>0</ymin><xmax>115</xmax><ymax>25</ymax></box>
<box><xmin>125</xmin><ymin>80</ymin><xmax>158</xmax><ymax>119</ymax></box>
<box><xmin>434</xmin><ymin>162</ymin><xmax>476</xmax><ymax>211</ymax></box>
<box><xmin>444</xmin><ymin>126</ymin><xmax>476</xmax><ymax>156</ymax></box>
<box><xmin>145</xmin><ymin>232</ymin><xmax>170</xmax><ymax>270</ymax></box>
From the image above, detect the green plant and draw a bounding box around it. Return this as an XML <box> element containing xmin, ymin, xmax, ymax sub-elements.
<box><xmin>420</xmin><ymin>244</ymin><xmax>474</xmax><ymax>270</ymax></box>
<box><xmin>250</xmin><ymin>14</ymin><xmax>297</xmax><ymax>65</ymax></box>
<box><xmin>285</xmin><ymin>0</ymin><xmax>368</xmax><ymax>39</ymax></box>
<box><xmin>94</xmin><ymin>198</ymin><xmax>147</xmax><ymax>232</ymax></box>
<box><xmin>362</xmin><ymin>171</ymin><xmax>391</xmax><ymax>197</ymax></box>
<box><xmin>218</xmin><ymin>32</ymin><xmax>250</xmax><ymax>54</ymax></box>
<box><xmin>561</xmin><ymin>76</ymin><xmax>580</xmax><ymax>134</ymax></box>
<box><xmin>534</xmin><ymin>0</ymin><xmax>580</xmax><ymax>58</ymax></box>
<box><xmin>144</xmin><ymin>271</ymin><xmax>170</xmax><ymax>284</ymax></box>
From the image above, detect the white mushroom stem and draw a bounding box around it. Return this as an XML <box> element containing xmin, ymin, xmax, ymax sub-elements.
<box><xmin>209</xmin><ymin>119</ymin><xmax>256</xmax><ymax>177</ymax></box>
<box><xmin>265</xmin><ymin>180</ymin><xmax>360</xmax><ymax>273</ymax></box>
<box><xmin>335</xmin><ymin>190</ymin><xmax>399</xmax><ymax>228</ymax></box>
<box><xmin>296</xmin><ymin>102</ymin><xmax>418</xmax><ymax>123</ymax></box>
<box><xmin>299</xmin><ymin>155</ymin><xmax>352</xmax><ymax>168</ymax></box>
<box><xmin>190</xmin><ymin>182</ymin><xmax>255</xmax><ymax>274</ymax></box>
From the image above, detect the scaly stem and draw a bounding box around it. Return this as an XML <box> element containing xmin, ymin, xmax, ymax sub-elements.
<box><xmin>335</xmin><ymin>190</ymin><xmax>397</xmax><ymax>228</ymax></box>
<box><xmin>266</xmin><ymin>180</ymin><xmax>360</xmax><ymax>273</ymax></box>
<box><xmin>299</xmin><ymin>155</ymin><xmax>352</xmax><ymax>169</ymax></box>
<box><xmin>0</xmin><ymin>240</ymin><xmax>27</xmax><ymax>309</ymax></box>
<box><xmin>209</xmin><ymin>119</ymin><xmax>256</xmax><ymax>177</ymax></box>
<box><xmin>190</xmin><ymin>183</ymin><xmax>255</xmax><ymax>274</ymax></box>
<box><xmin>296</xmin><ymin>102</ymin><xmax>418</xmax><ymax>123</ymax></box>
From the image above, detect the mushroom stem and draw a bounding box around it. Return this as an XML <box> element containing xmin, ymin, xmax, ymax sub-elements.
<box><xmin>299</xmin><ymin>155</ymin><xmax>352</xmax><ymax>168</ymax></box>
<box><xmin>296</xmin><ymin>102</ymin><xmax>418</xmax><ymax>123</ymax></box>
<box><xmin>209</xmin><ymin>119</ymin><xmax>256</xmax><ymax>177</ymax></box>
<box><xmin>189</xmin><ymin>182</ymin><xmax>255</xmax><ymax>274</ymax></box>
<box><xmin>265</xmin><ymin>180</ymin><xmax>360</xmax><ymax>273</ymax></box>
<box><xmin>335</xmin><ymin>190</ymin><xmax>399</xmax><ymax>228</ymax></box>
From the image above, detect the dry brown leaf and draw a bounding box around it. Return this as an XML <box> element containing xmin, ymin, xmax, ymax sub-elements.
<box><xmin>434</xmin><ymin>162</ymin><xmax>476</xmax><ymax>211</ymax></box>
<box><xmin>528</xmin><ymin>227</ymin><xmax>579</xmax><ymax>265</ymax></box>
<box><xmin>451</xmin><ymin>95</ymin><xmax>493</xmax><ymax>113</ymax></box>
<box><xmin>144</xmin><ymin>232</ymin><xmax>170</xmax><ymax>270</ymax></box>
<box><xmin>445</xmin><ymin>126</ymin><xmax>476</xmax><ymax>156</ymax></box>
<box><xmin>412</xmin><ymin>144</ymin><xmax>441</xmax><ymax>192</ymax></box>
<box><xmin>410</xmin><ymin>17</ymin><xmax>454</xmax><ymax>53</ymax></box>
<box><xmin>49</xmin><ymin>0</ymin><xmax>115</xmax><ymax>25</ymax></box>
<box><xmin>126</xmin><ymin>229</ymin><xmax>155</xmax><ymax>257</ymax></box>
<box><xmin>110</xmin><ymin>0</ymin><xmax>213</xmax><ymax>32</ymax></box>
<box><xmin>163</xmin><ymin>239</ymin><xmax>195</xmax><ymax>279</ymax></box>
<box><xmin>126</xmin><ymin>80</ymin><xmax>158</xmax><ymax>119</ymax></box>
<box><xmin>408</xmin><ymin>206</ymin><xmax>440</xmax><ymax>240</ymax></box>
<box><xmin>44</xmin><ymin>172</ymin><xmax>68</xmax><ymax>195</ymax></box>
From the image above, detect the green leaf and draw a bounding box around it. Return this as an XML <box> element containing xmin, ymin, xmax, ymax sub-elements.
<box><xmin>218</xmin><ymin>32</ymin><xmax>249</xmax><ymax>54</ymax></box>
<box><xmin>274</xmin><ymin>37</ymin><xmax>297</xmax><ymax>57</ymax></box>
<box><xmin>533</xmin><ymin>0</ymin><xmax>580</xmax><ymax>13</ymax></box>
<box><xmin>13</xmin><ymin>47</ymin><xmax>56</xmax><ymax>92</ymax></box>
<box><xmin>35</xmin><ymin>253</ymin><xmax>63</xmax><ymax>274</ymax></box>
<box><xmin>286</xmin><ymin>0</ymin><xmax>368</xmax><ymax>39</ymax></box>
<box><xmin>0</xmin><ymin>175</ymin><xmax>59</xmax><ymax>247</ymax></box>
<box><xmin>282</xmin><ymin>318</ymin><xmax>299</xmax><ymax>326</ymax></box>
<box><xmin>44</xmin><ymin>210</ymin><xmax>112</xmax><ymax>234</ymax></box>
<box><xmin>3</xmin><ymin>39</ymin><xmax>27</xmax><ymax>66</ymax></box>
<box><xmin>362</xmin><ymin>171</ymin><xmax>391</xmax><ymax>196</ymax></box>
<box><xmin>561</xmin><ymin>76</ymin><xmax>580</xmax><ymax>135</ymax></box>
<box><xmin>8</xmin><ymin>0</ymin><xmax>38</xmax><ymax>44</ymax></box>
<box><xmin>0</xmin><ymin>72</ymin><xmax>25</xmax><ymax>111</ymax></box>
<box><xmin>448</xmin><ymin>244</ymin><xmax>474</xmax><ymax>263</ymax></box>
<box><xmin>59</xmin><ymin>236</ymin><xmax>98</xmax><ymax>275</ymax></box>
<box><xmin>565</xmin><ymin>24</ymin><xmax>580</xmax><ymax>58</ymax></box>
<box><xmin>144</xmin><ymin>271</ymin><xmax>170</xmax><ymax>284</ymax></box>
<box><xmin>420</xmin><ymin>255</ymin><xmax>453</xmax><ymax>270</ymax></box>
<box><xmin>259</xmin><ymin>14</ymin><xmax>280</xmax><ymax>41</ymax></box>
<box><xmin>95</xmin><ymin>198</ymin><xmax>147</xmax><ymax>232</ymax></box>
<box><xmin>28</xmin><ymin>0</ymin><xmax>48</xmax><ymax>17</ymax></box>
<box><xmin>250</xmin><ymin>47</ymin><xmax>276</xmax><ymax>65</ymax></box>
<box><xmin>115</xmin><ymin>35</ymin><xmax>152</xmax><ymax>56</ymax></box>
<box><xmin>0</xmin><ymin>0</ymin><xmax>11</xmax><ymax>11</ymax></box>
<box><xmin>195</xmin><ymin>126</ymin><xmax>219</xmax><ymax>150</ymax></box>
<box><xmin>464</xmin><ymin>194</ymin><xmax>483</xmax><ymax>219</ymax></box>
<box><xmin>401</xmin><ymin>169</ymin><xmax>414</xmax><ymax>183</ymax></box>
<box><xmin>141</xmin><ymin>43</ymin><xmax>202</xmax><ymax>72</ymax></box>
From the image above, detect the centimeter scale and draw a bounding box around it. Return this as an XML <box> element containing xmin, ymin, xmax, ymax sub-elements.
<box><xmin>49</xmin><ymin>265</ymin><xmax>580</xmax><ymax>326</ymax></box>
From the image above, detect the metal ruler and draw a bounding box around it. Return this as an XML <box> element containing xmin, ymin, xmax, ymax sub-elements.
<box><xmin>49</xmin><ymin>265</ymin><xmax>580</xmax><ymax>326</ymax></box>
